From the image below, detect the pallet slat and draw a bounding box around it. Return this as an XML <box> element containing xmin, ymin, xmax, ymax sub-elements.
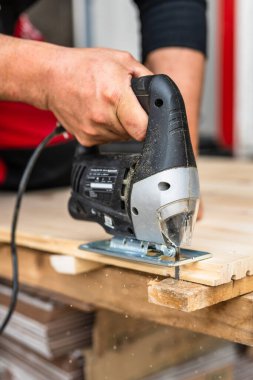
<box><xmin>1</xmin><ymin>158</ymin><xmax>253</xmax><ymax>286</ymax></box>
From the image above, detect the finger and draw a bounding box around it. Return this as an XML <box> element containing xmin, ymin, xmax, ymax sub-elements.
<box><xmin>116</xmin><ymin>82</ymin><xmax>148</xmax><ymax>141</ymax></box>
<box><xmin>89</xmin><ymin>121</ymin><xmax>131</xmax><ymax>140</ymax></box>
<box><xmin>75</xmin><ymin>127</ymin><xmax>129</xmax><ymax>147</ymax></box>
<box><xmin>100</xmin><ymin>111</ymin><xmax>131</xmax><ymax>139</ymax></box>
<box><xmin>131</xmin><ymin>64</ymin><xmax>153</xmax><ymax>78</ymax></box>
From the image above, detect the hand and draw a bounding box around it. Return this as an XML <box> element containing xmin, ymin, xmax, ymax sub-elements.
<box><xmin>45</xmin><ymin>47</ymin><xmax>152</xmax><ymax>146</ymax></box>
<box><xmin>0</xmin><ymin>36</ymin><xmax>152</xmax><ymax>146</ymax></box>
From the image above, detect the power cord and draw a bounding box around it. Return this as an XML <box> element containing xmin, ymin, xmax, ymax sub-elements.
<box><xmin>0</xmin><ymin>124</ymin><xmax>65</xmax><ymax>335</ymax></box>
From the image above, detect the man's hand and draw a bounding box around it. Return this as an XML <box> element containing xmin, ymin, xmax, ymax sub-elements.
<box><xmin>0</xmin><ymin>35</ymin><xmax>151</xmax><ymax>146</ymax></box>
<box><xmin>46</xmin><ymin>47</ymin><xmax>152</xmax><ymax>146</ymax></box>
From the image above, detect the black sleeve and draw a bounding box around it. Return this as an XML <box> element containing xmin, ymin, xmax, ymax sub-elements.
<box><xmin>133</xmin><ymin>0</ymin><xmax>207</xmax><ymax>62</ymax></box>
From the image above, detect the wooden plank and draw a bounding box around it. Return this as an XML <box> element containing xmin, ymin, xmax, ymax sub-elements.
<box><xmin>148</xmin><ymin>276</ymin><xmax>253</xmax><ymax>312</ymax></box>
<box><xmin>85</xmin><ymin>318</ymin><xmax>227</xmax><ymax>380</ymax></box>
<box><xmin>92</xmin><ymin>309</ymin><xmax>157</xmax><ymax>356</ymax></box>
<box><xmin>91</xmin><ymin>310</ymin><xmax>226</xmax><ymax>358</ymax></box>
<box><xmin>142</xmin><ymin>346</ymin><xmax>235</xmax><ymax>380</ymax></box>
<box><xmin>49</xmin><ymin>255</ymin><xmax>101</xmax><ymax>274</ymax></box>
<box><xmin>0</xmin><ymin>158</ymin><xmax>253</xmax><ymax>286</ymax></box>
<box><xmin>1</xmin><ymin>245</ymin><xmax>253</xmax><ymax>346</ymax></box>
<box><xmin>3</xmin><ymin>244</ymin><xmax>253</xmax><ymax>312</ymax></box>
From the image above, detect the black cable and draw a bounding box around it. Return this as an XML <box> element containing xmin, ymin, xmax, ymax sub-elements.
<box><xmin>0</xmin><ymin>124</ymin><xmax>65</xmax><ymax>335</ymax></box>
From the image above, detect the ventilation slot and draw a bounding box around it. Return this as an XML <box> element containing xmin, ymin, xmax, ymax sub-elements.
<box><xmin>72</xmin><ymin>165</ymin><xmax>86</xmax><ymax>192</ymax></box>
<box><xmin>70</xmin><ymin>165</ymin><xmax>79</xmax><ymax>188</ymax></box>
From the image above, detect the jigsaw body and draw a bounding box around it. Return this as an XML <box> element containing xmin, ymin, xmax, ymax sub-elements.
<box><xmin>69</xmin><ymin>75</ymin><xmax>210</xmax><ymax>266</ymax></box>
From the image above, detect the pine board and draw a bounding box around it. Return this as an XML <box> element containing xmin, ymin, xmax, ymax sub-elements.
<box><xmin>142</xmin><ymin>346</ymin><xmax>235</xmax><ymax>380</ymax></box>
<box><xmin>0</xmin><ymin>157</ymin><xmax>253</xmax><ymax>286</ymax></box>
<box><xmin>1</xmin><ymin>246</ymin><xmax>253</xmax><ymax>345</ymax></box>
<box><xmin>85</xmin><ymin>316</ymin><xmax>226</xmax><ymax>380</ymax></box>
<box><xmin>148</xmin><ymin>276</ymin><xmax>253</xmax><ymax>311</ymax></box>
<box><xmin>91</xmin><ymin>309</ymin><xmax>225</xmax><ymax>359</ymax></box>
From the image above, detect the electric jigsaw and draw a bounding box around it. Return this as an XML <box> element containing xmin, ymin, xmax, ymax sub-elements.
<box><xmin>68</xmin><ymin>75</ymin><xmax>211</xmax><ymax>267</ymax></box>
<box><xmin>0</xmin><ymin>75</ymin><xmax>212</xmax><ymax>337</ymax></box>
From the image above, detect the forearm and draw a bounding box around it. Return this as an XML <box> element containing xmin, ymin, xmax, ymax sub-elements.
<box><xmin>145</xmin><ymin>47</ymin><xmax>205</xmax><ymax>155</ymax></box>
<box><xmin>0</xmin><ymin>34</ymin><xmax>54</xmax><ymax>109</ymax></box>
<box><xmin>0</xmin><ymin>34</ymin><xmax>151</xmax><ymax>145</ymax></box>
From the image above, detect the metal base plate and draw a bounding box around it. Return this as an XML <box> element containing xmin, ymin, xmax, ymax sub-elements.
<box><xmin>79</xmin><ymin>238</ymin><xmax>212</xmax><ymax>267</ymax></box>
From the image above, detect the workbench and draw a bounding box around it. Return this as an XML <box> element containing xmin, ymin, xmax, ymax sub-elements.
<box><xmin>1</xmin><ymin>157</ymin><xmax>253</xmax><ymax>346</ymax></box>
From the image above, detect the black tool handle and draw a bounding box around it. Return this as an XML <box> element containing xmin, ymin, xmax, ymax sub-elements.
<box><xmin>131</xmin><ymin>75</ymin><xmax>196</xmax><ymax>182</ymax></box>
<box><xmin>131</xmin><ymin>76</ymin><xmax>153</xmax><ymax>113</ymax></box>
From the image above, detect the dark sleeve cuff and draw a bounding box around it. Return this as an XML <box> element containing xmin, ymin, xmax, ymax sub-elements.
<box><xmin>133</xmin><ymin>0</ymin><xmax>207</xmax><ymax>62</ymax></box>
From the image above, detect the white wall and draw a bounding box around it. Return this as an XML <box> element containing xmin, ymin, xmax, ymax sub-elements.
<box><xmin>92</xmin><ymin>0</ymin><xmax>140</xmax><ymax>58</ymax></box>
<box><xmin>72</xmin><ymin>0</ymin><xmax>87</xmax><ymax>47</ymax></box>
<box><xmin>200</xmin><ymin>0</ymin><xmax>218</xmax><ymax>139</ymax></box>
<box><xmin>235</xmin><ymin>0</ymin><xmax>253</xmax><ymax>157</ymax></box>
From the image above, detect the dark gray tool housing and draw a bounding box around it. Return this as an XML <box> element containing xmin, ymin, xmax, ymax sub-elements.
<box><xmin>68</xmin><ymin>75</ymin><xmax>198</xmax><ymax>245</ymax></box>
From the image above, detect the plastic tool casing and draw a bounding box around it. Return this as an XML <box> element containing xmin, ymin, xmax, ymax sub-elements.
<box><xmin>68</xmin><ymin>75</ymin><xmax>200</xmax><ymax>249</ymax></box>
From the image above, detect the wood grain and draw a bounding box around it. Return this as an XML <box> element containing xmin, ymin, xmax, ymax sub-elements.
<box><xmin>49</xmin><ymin>255</ymin><xmax>102</xmax><ymax>274</ymax></box>
<box><xmin>2</xmin><ymin>244</ymin><xmax>253</xmax><ymax>312</ymax></box>
<box><xmin>148</xmin><ymin>276</ymin><xmax>253</xmax><ymax>311</ymax></box>
<box><xmin>1</xmin><ymin>245</ymin><xmax>253</xmax><ymax>345</ymax></box>
<box><xmin>85</xmin><ymin>315</ymin><xmax>227</xmax><ymax>380</ymax></box>
<box><xmin>1</xmin><ymin>158</ymin><xmax>253</xmax><ymax>286</ymax></box>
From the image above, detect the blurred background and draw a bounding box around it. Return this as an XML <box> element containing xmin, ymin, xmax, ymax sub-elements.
<box><xmin>1</xmin><ymin>1</ymin><xmax>253</xmax><ymax>379</ymax></box>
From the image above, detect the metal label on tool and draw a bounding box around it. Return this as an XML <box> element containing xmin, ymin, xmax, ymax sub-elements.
<box><xmin>84</xmin><ymin>167</ymin><xmax>118</xmax><ymax>201</ymax></box>
<box><xmin>104</xmin><ymin>214</ymin><xmax>114</xmax><ymax>229</ymax></box>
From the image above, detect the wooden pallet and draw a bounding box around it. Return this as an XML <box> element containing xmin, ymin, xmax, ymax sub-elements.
<box><xmin>1</xmin><ymin>246</ymin><xmax>253</xmax><ymax>345</ymax></box>
<box><xmin>84</xmin><ymin>310</ymin><xmax>227</xmax><ymax>380</ymax></box>
<box><xmin>1</xmin><ymin>158</ymin><xmax>253</xmax><ymax>286</ymax></box>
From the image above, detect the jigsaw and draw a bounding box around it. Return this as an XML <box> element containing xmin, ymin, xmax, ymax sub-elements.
<box><xmin>68</xmin><ymin>75</ymin><xmax>211</xmax><ymax>267</ymax></box>
<box><xmin>1</xmin><ymin>74</ymin><xmax>212</xmax><ymax>336</ymax></box>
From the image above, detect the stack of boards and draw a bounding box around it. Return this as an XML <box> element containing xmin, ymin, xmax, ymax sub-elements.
<box><xmin>1</xmin><ymin>286</ymin><xmax>253</xmax><ymax>380</ymax></box>
<box><xmin>0</xmin><ymin>284</ymin><xmax>94</xmax><ymax>380</ymax></box>
<box><xmin>143</xmin><ymin>346</ymin><xmax>253</xmax><ymax>380</ymax></box>
<box><xmin>143</xmin><ymin>346</ymin><xmax>235</xmax><ymax>380</ymax></box>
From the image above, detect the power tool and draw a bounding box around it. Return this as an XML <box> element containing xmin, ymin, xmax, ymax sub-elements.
<box><xmin>1</xmin><ymin>75</ymin><xmax>210</xmax><ymax>336</ymax></box>
<box><xmin>68</xmin><ymin>75</ymin><xmax>211</xmax><ymax>267</ymax></box>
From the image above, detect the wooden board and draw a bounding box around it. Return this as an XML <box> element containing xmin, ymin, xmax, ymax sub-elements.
<box><xmin>91</xmin><ymin>309</ymin><xmax>226</xmax><ymax>358</ymax></box>
<box><xmin>148</xmin><ymin>276</ymin><xmax>253</xmax><ymax>311</ymax></box>
<box><xmin>1</xmin><ymin>157</ymin><xmax>253</xmax><ymax>286</ymax></box>
<box><xmin>2</xmin><ymin>244</ymin><xmax>253</xmax><ymax>312</ymax></box>
<box><xmin>85</xmin><ymin>313</ymin><xmax>227</xmax><ymax>380</ymax></box>
<box><xmin>142</xmin><ymin>346</ymin><xmax>235</xmax><ymax>380</ymax></box>
<box><xmin>49</xmin><ymin>255</ymin><xmax>101</xmax><ymax>274</ymax></box>
<box><xmin>1</xmin><ymin>246</ymin><xmax>253</xmax><ymax>345</ymax></box>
